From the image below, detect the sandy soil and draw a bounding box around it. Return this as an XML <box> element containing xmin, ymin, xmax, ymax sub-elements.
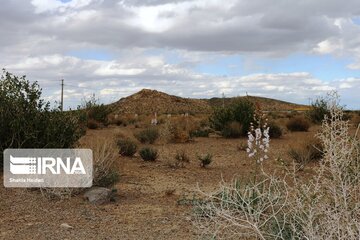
<box><xmin>0</xmin><ymin>125</ymin><xmax>320</xmax><ymax>240</ymax></box>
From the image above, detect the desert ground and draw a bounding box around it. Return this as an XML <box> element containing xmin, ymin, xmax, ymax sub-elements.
<box><xmin>0</xmin><ymin>120</ymin><xmax>324</xmax><ymax>240</ymax></box>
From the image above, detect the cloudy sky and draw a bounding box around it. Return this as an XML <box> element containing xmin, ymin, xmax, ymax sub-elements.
<box><xmin>1</xmin><ymin>0</ymin><xmax>360</xmax><ymax>109</ymax></box>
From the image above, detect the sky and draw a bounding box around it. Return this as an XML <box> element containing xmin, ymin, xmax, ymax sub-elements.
<box><xmin>1</xmin><ymin>0</ymin><xmax>360</xmax><ymax>109</ymax></box>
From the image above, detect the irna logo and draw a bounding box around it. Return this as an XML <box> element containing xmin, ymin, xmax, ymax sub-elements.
<box><xmin>9</xmin><ymin>155</ymin><xmax>86</xmax><ymax>175</ymax></box>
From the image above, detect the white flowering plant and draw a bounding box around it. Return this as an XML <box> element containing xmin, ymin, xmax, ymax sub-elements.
<box><xmin>246</xmin><ymin>106</ymin><xmax>270</xmax><ymax>164</ymax></box>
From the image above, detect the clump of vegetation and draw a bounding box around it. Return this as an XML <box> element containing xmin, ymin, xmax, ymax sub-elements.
<box><xmin>87</xmin><ymin>119</ymin><xmax>100</xmax><ymax>129</ymax></box>
<box><xmin>173</xmin><ymin>150</ymin><xmax>190</xmax><ymax>168</ymax></box>
<box><xmin>139</xmin><ymin>147</ymin><xmax>158</xmax><ymax>161</ymax></box>
<box><xmin>221</xmin><ymin>121</ymin><xmax>242</xmax><ymax>138</ymax></box>
<box><xmin>160</xmin><ymin>117</ymin><xmax>194</xmax><ymax>143</ymax></box>
<box><xmin>307</xmin><ymin>96</ymin><xmax>330</xmax><ymax>124</ymax></box>
<box><xmin>210</xmin><ymin>98</ymin><xmax>255</xmax><ymax>137</ymax></box>
<box><xmin>86</xmin><ymin>138</ymin><xmax>120</xmax><ymax>187</ymax></box>
<box><xmin>286</xmin><ymin>116</ymin><xmax>310</xmax><ymax>131</ymax></box>
<box><xmin>134</xmin><ymin>127</ymin><xmax>159</xmax><ymax>144</ymax></box>
<box><xmin>268</xmin><ymin>122</ymin><xmax>282</xmax><ymax>138</ymax></box>
<box><xmin>198</xmin><ymin>153</ymin><xmax>213</xmax><ymax>168</ymax></box>
<box><xmin>117</xmin><ymin>138</ymin><xmax>138</xmax><ymax>156</ymax></box>
<box><xmin>0</xmin><ymin>70</ymin><xmax>85</xmax><ymax>169</ymax></box>
<box><xmin>288</xmin><ymin>137</ymin><xmax>323</xmax><ymax>170</ymax></box>
<box><xmin>81</xmin><ymin>95</ymin><xmax>111</xmax><ymax>127</ymax></box>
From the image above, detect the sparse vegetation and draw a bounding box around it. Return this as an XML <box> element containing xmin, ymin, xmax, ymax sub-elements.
<box><xmin>134</xmin><ymin>127</ymin><xmax>159</xmax><ymax>144</ymax></box>
<box><xmin>173</xmin><ymin>150</ymin><xmax>190</xmax><ymax>168</ymax></box>
<box><xmin>139</xmin><ymin>147</ymin><xmax>158</xmax><ymax>161</ymax></box>
<box><xmin>286</xmin><ymin>116</ymin><xmax>310</xmax><ymax>131</ymax></box>
<box><xmin>198</xmin><ymin>153</ymin><xmax>213</xmax><ymax>168</ymax></box>
<box><xmin>117</xmin><ymin>138</ymin><xmax>138</xmax><ymax>156</ymax></box>
<box><xmin>194</xmin><ymin>94</ymin><xmax>360</xmax><ymax>240</ymax></box>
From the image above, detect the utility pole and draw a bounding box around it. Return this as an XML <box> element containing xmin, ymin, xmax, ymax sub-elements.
<box><xmin>61</xmin><ymin>79</ymin><xmax>64</xmax><ymax>111</ymax></box>
<box><xmin>222</xmin><ymin>92</ymin><xmax>225</xmax><ymax>108</ymax></box>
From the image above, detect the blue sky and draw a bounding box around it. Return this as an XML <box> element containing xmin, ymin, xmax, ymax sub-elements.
<box><xmin>1</xmin><ymin>0</ymin><xmax>359</xmax><ymax>109</ymax></box>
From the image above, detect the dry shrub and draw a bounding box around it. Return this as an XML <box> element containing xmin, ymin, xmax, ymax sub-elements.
<box><xmin>286</xmin><ymin>116</ymin><xmax>310</xmax><ymax>131</ymax></box>
<box><xmin>87</xmin><ymin>119</ymin><xmax>100</xmax><ymax>129</ymax></box>
<box><xmin>194</xmin><ymin>94</ymin><xmax>360</xmax><ymax>239</ymax></box>
<box><xmin>87</xmin><ymin>137</ymin><xmax>119</xmax><ymax>187</ymax></box>
<box><xmin>170</xmin><ymin>150</ymin><xmax>190</xmax><ymax>168</ymax></box>
<box><xmin>41</xmin><ymin>137</ymin><xmax>120</xmax><ymax>199</ymax></box>
<box><xmin>288</xmin><ymin>137</ymin><xmax>323</xmax><ymax>170</ymax></box>
<box><xmin>221</xmin><ymin>121</ymin><xmax>242</xmax><ymax>138</ymax></box>
<box><xmin>160</xmin><ymin>117</ymin><xmax>196</xmax><ymax>143</ymax></box>
<box><xmin>134</xmin><ymin>127</ymin><xmax>159</xmax><ymax>144</ymax></box>
<box><xmin>268</xmin><ymin>122</ymin><xmax>282</xmax><ymax>138</ymax></box>
<box><xmin>117</xmin><ymin>138</ymin><xmax>138</xmax><ymax>156</ymax></box>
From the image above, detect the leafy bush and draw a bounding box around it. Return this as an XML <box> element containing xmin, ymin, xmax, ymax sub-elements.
<box><xmin>286</xmin><ymin>116</ymin><xmax>310</xmax><ymax>131</ymax></box>
<box><xmin>307</xmin><ymin>97</ymin><xmax>330</xmax><ymax>124</ymax></box>
<box><xmin>268</xmin><ymin>122</ymin><xmax>282</xmax><ymax>138</ymax></box>
<box><xmin>0</xmin><ymin>70</ymin><xmax>85</xmax><ymax>169</ymax></box>
<box><xmin>134</xmin><ymin>127</ymin><xmax>159</xmax><ymax>144</ymax></box>
<box><xmin>198</xmin><ymin>153</ymin><xmax>213</xmax><ymax>168</ymax></box>
<box><xmin>117</xmin><ymin>138</ymin><xmax>138</xmax><ymax>156</ymax></box>
<box><xmin>210</xmin><ymin>98</ymin><xmax>255</xmax><ymax>136</ymax></box>
<box><xmin>81</xmin><ymin>95</ymin><xmax>111</xmax><ymax>126</ymax></box>
<box><xmin>139</xmin><ymin>147</ymin><xmax>158</xmax><ymax>161</ymax></box>
<box><xmin>221</xmin><ymin>121</ymin><xmax>242</xmax><ymax>138</ymax></box>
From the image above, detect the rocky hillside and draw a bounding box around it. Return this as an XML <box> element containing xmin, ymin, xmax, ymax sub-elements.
<box><xmin>110</xmin><ymin>89</ymin><xmax>307</xmax><ymax>114</ymax></box>
<box><xmin>207</xmin><ymin>96</ymin><xmax>308</xmax><ymax>111</ymax></box>
<box><xmin>111</xmin><ymin>89</ymin><xmax>212</xmax><ymax>114</ymax></box>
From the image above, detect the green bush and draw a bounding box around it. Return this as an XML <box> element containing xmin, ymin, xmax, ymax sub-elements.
<box><xmin>210</xmin><ymin>98</ymin><xmax>254</xmax><ymax>137</ymax></box>
<box><xmin>139</xmin><ymin>147</ymin><xmax>158</xmax><ymax>161</ymax></box>
<box><xmin>0</xmin><ymin>70</ymin><xmax>85</xmax><ymax>169</ymax></box>
<box><xmin>81</xmin><ymin>95</ymin><xmax>111</xmax><ymax>126</ymax></box>
<box><xmin>307</xmin><ymin>97</ymin><xmax>330</xmax><ymax>124</ymax></box>
<box><xmin>286</xmin><ymin>116</ymin><xmax>310</xmax><ymax>132</ymax></box>
<box><xmin>268</xmin><ymin>122</ymin><xmax>282</xmax><ymax>138</ymax></box>
<box><xmin>198</xmin><ymin>153</ymin><xmax>213</xmax><ymax>168</ymax></box>
<box><xmin>117</xmin><ymin>138</ymin><xmax>138</xmax><ymax>156</ymax></box>
<box><xmin>134</xmin><ymin>127</ymin><xmax>159</xmax><ymax>144</ymax></box>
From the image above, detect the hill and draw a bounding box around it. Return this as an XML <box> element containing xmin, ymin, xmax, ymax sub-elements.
<box><xmin>207</xmin><ymin>96</ymin><xmax>308</xmax><ymax>111</ymax></box>
<box><xmin>110</xmin><ymin>89</ymin><xmax>307</xmax><ymax>114</ymax></box>
<box><xmin>110</xmin><ymin>89</ymin><xmax>212</xmax><ymax>114</ymax></box>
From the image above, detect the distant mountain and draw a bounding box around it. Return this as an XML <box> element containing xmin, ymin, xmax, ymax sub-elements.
<box><xmin>110</xmin><ymin>89</ymin><xmax>307</xmax><ymax>114</ymax></box>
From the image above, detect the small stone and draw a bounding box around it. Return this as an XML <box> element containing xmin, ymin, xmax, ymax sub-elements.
<box><xmin>60</xmin><ymin>223</ymin><xmax>73</xmax><ymax>229</ymax></box>
<box><xmin>84</xmin><ymin>187</ymin><xmax>112</xmax><ymax>204</ymax></box>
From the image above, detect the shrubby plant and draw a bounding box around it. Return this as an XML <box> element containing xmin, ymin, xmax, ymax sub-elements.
<box><xmin>134</xmin><ymin>127</ymin><xmax>159</xmax><ymax>144</ymax></box>
<box><xmin>198</xmin><ymin>153</ymin><xmax>213</xmax><ymax>168</ymax></box>
<box><xmin>0</xmin><ymin>70</ymin><xmax>85</xmax><ymax>169</ymax></box>
<box><xmin>210</xmin><ymin>98</ymin><xmax>255</xmax><ymax>137</ymax></box>
<box><xmin>286</xmin><ymin>116</ymin><xmax>310</xmax><ymax>131</ymax></box>
<box><xmin>139</xmin><ymin>147</ymin><xmax>158</xmax><ymax>161</ymax></box>
<box><xmin>117</xmin><ymin>138</ymin><xmax>138</xmax><ymax>156</ymax></box>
